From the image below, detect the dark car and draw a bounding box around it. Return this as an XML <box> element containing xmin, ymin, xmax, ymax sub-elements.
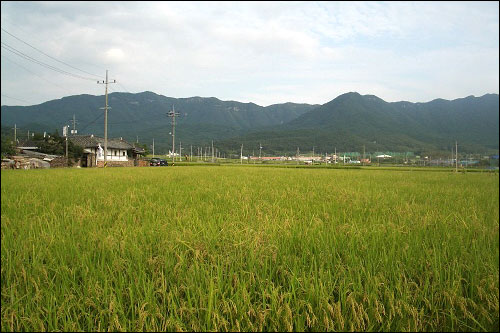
<box><xmin>150</xmin><ymin>158</ymin><xmax>168</xmax><ymax>166</ymax></box>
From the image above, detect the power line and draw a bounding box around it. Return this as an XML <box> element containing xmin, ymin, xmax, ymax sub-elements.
<box><xmin>117</xmin><ymin>82</ymin><xmax>132</xmax><ymax>93</ymax></box>
<box><xmin>1</xmin><ymin>93</ymin><xmax>32</xmax><ymax>104</ymax></box>
<box><xmin>1</xmin><ymin>54</ymin><xmax>74</xmax><ymax>94</ymax></box>
<box><xmin>1</xmin><ymin>27</ymin><xmax>103</xmax><ymax>79</ymax></box>
<box><xmin>1</xmin><ymin>41</ymin><xmax>97</xmax><ymax>81</ymax></box>
<box><xmin>78</xmin><ymin>112</ymin><xmax>104</xmax><ymax>133</ymax></box>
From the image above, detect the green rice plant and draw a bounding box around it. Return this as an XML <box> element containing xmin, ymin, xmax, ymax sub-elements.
<box><xmin>1</xmin><ymin>167</ymin><xmax>498</xmax><ymax>331</ymax></box>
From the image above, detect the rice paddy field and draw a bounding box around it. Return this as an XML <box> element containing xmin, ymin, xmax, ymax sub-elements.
<box><xmin>1</xmin><ymin>166</ymin><xmax>499</xmax><ymax>331</ymax></box>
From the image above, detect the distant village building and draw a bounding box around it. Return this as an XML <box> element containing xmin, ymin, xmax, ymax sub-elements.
<box><xmin>12</xmin><ymin>140</ymin><xmax>67</xmax><ymax>168</ymax></box>
<box><xmin>69</xmin><ymin>135</ymin><xmax>146</xmax><ymax>167</ymax></box>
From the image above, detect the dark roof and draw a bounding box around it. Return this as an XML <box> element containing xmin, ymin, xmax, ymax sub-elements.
<box><xmin>16</xmin><ymin>140</ymin><xmax>39</xmax><ymax>148</ymax></box>
<box><xmin>69</xmin><ymin>135</ymin><xmax>134</xmax><ymax>150</ymax></box>
<box><xmin>132</xmin><ymin>144</ymin><xmax>146</xmax><ymax>154</ymax></box>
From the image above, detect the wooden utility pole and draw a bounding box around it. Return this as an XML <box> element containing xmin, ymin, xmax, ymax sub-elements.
<box><xmin>240</xmin><ymin>144</ymin><xmax>243</xmax><ymax>164</ymax></box>
<box><xmin>63</xmin><ymin>125</ymin><xmax>69</xmax><ymax>164</ymax></box>
<box><xmin>363</xmin><ymin>145</ymin><xmax>365</xmax><ymax>165</ymax></box>
<box><xmin>211</xmin><ymin>140</ymin><xmax>214</xmax><ymax>163</ymax></box>
<box><xmin>97</xmin><ymin>70</ymin><xmax>116</xmax><ymax>165</ymax></box>
<box><xmin>179</xmin><ymin>141</ymin><xmax>182</xmax><ymax>161</ymax></box>
<box><xmin>455</xmin><ymin>141</ymin><xmax>458</xmax><ymax>172</ymax></box>
<box><xmin>70</xmin><ymin>114</ymin><xmax>78</xmax><ymax>135</ymax></box>
<box><xmin>167</xmin><ymin>105</ymin><xmax>180</xmax><ymax>164</ymax></box>
<box><xmin>12</xmin><ymin>124</ymin><xmax>18</xmax><ymax>143</ymax></box>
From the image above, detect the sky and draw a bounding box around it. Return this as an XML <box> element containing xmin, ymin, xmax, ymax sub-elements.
<box><xmin>1</xmin><ymin>1</ymin><xmax>499</xmax><ymax>107</ymax></box>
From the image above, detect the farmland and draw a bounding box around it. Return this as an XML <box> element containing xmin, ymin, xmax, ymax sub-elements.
<box><xmin>1</xmin><ymin>166</ymin><xmax>499</xmax><ymax>331</ymax></box>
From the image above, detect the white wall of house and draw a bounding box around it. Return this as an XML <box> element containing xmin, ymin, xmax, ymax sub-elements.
<box><xmin>94</xmin><ymin>147</ymin><xmax>128</xmax><ymax>161</ymax></box>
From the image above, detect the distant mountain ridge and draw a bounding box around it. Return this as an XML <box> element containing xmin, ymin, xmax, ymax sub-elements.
<box><xmin>1</xmin><ymin>91</ymin><xmax>498</xmax><ymax>154</ymax></box>
<box><xmin>217</xmin><ymin>92</ymin><xmax>499</xmax><ymax>154</ymax></box>
<box><xmin>1</xmin><ymin>91</ymin><xmax>316</xmax><ymax>152</ymax></box>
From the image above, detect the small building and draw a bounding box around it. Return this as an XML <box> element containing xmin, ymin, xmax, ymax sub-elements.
<box><xmin>69</xmin><ymin>135</ymin><xmax>145</xmax><ymax>167</ymax></box>
<box><xmin>20</xmin><ymin>150</ymin><xmax>67</xmax><ymax>168</ymax></box>
<box><xmin>15</xmin><ymin>140</ymin><xmax>39</xmax><ymax>153</ymax></box>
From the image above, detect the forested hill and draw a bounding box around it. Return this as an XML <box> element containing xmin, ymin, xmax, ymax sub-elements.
<box><xmin>1</xmin><ymin>91</ymin><xmax>498</xmax><ymax>154</ymax></box>
<box><xmin>217</xmin><ymin>92</ymin><xmax>499</xmax><ymax>155</ymax></box>
<box><xmin>0</xmin><ymin>91</ymin><xmax>316</xmax><ymax>149</ymax></box>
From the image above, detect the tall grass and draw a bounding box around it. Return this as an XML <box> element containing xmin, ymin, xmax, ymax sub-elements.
<box><xmin>1</xmin><ymin>167</ymin><xmax>498</xmax><ymax>331</ymax></box>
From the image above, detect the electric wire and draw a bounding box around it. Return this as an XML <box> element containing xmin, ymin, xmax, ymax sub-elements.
<box><xmin>1</xmin><ymin>27</ymin><xmax>104</xmax><ymax>79</ymax></box>
<box><xmin>1</xmin><ymin>42</ymin><xmax>97</xmax><ymax>81</ymax></box>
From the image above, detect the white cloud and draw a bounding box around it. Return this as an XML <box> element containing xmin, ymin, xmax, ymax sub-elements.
<box><xmin>1</xmin><ymin>1</ymin><xmax>498</xmax><ymax>106</ymax></box>
<box><xmin>104</xmin><ymin>48</ymin><xmax>126</xmax><ymax>63</ymax></box>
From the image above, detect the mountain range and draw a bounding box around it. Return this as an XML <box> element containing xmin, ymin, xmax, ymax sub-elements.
<box><xmin>1</xmin><ymin>91</ymin><xmax>498</xmax><ymax>155</ymax></box>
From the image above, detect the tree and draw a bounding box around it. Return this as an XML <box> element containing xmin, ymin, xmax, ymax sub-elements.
<box><xmin>1</xmin><ymin>137</ymin><xmax>16</xmax><ymax>157</ymax></box>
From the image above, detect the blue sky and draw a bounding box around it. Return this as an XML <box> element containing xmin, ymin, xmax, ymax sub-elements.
<box><xmin>1</xmin><ymin>1</ymin><xmax>498</xmax><ymax>106</ymax></box>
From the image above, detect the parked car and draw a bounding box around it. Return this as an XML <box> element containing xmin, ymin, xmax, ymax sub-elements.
<box><xmin>150</xmin><ymin>158</ymin><xmax>168</xmax><ymax>166</ymax></box>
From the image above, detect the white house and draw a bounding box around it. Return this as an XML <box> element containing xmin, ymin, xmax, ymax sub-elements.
<box><xmin>69</xmin><ymin>135</ymin><xmax>145</xmax><ymax>167</ymax></box>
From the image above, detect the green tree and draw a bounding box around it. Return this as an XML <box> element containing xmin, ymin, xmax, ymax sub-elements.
<box><xmin>1</xmin><ymin>137</ymin><xmax>16</xmax><ymax>157</ymax></box>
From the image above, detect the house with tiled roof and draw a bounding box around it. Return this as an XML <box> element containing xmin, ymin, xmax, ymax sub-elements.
<box><xmin>69</xmin><ymin>135</ymin><xmax>145</xmax><ymax>167</ymax></box>
<box><xmin>16</xmin><ymin>139</ymin><xmax>40</xmax><ymax>152</ymax></box>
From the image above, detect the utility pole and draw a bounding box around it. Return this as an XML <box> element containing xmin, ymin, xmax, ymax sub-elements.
<box><xmin>211</xmin><ymin>140</ymin><xmax>214</xmax><ymax>163</ymax></box>
<box><xmin>63</xmin><ymin>125</ymin><xmax>69</xmax><ymax>164</ymax></box>
<box><xmin>296</xmin><ymin>147</ymin><xmax>300</xmax><ymax>165</ymax></box>
<box><xmin>179</xmin><ymin>141</ymin><xmax>182</xmax><ymax>161</ymax></box>
<box><xmin>240</xmin><ymin>144</ymin><xmax>243</xmax><ymax>164</ymax></box>
<box><xmin>259</xmin><ymin>143</ymin><xmax>262</xmax><ymax>161</ymax></box>
<box><xmin>97</xmin><ymin>70</ymin><xmax>116</xmax><ymax>165</ymax></box>
<box><xmin>190</xmin><ymin>145</ymin><xmax>192</xmax><ymax>162</ymax></box>
<box><xmin>334</xmin><ymin>147</ymin><xmax>336</xmax><ymax>164</ymax></box>
<box><xmin>455</xmin><ymin>141</ymin><xmax>458</xmax><ymax>172</ymax></box>
<box><xmin>69</xmin><ymin>114</ymin><xmax>78</xmax><ymax>135</ymax></box>
<box><xmin>12</xmin><ymin>124</ymin><xmax>18</xmax><ymax>143</ymax></box>
<box><xmin>152</xmin><ymin>138</ymin><xmax>155</xmax><ymax>158</ymax></box>
<box><xmin>167</xmin><ymin>105</ymin><xmax>180</xmax><ymax>164</ymax></box>
<box><xmin>363</xmin><ymin>145</ymin><xmax>365</xmax><ymax>165</ymax></box>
